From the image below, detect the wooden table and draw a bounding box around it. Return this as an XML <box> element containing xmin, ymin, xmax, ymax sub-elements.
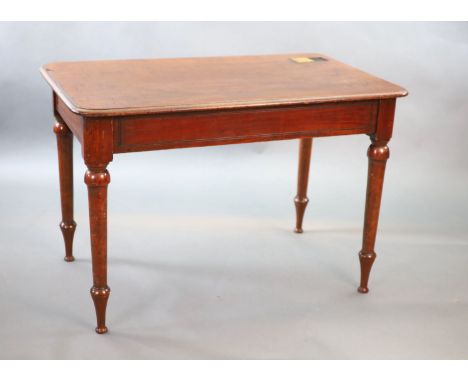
<box><xmin>41</xmin><ymin>53</ymin><xmax>407</xmax><ymax>334</ymax></box>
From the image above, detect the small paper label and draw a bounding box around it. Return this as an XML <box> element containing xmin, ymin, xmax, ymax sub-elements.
<box><xmin>290</xmin><ymin>57</ymin><xmax>327</xmax><ymax>64</ymax></box>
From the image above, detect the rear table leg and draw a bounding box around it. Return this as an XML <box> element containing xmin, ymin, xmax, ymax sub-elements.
<box><xmin>54</xmin><ymin>122</ymin><xmax>76</xmax><ymax>262</ymax></box>
<box><xmin>294</xmin><ymin>138</ymin><xmax>313</xmax><ymax>233</ymax></box>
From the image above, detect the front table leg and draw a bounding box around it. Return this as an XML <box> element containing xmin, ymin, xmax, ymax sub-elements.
<box><xmin>85</xmin><ymin>166</ymin><xmax>111</xmax><ymax>333</ymax></box>
<box><xmin>358</xmin><ymin>137</ymin><xmax>390</xmax><ymax>293</ymax></box>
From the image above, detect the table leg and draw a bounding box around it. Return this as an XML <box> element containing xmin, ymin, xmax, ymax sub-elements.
<box><xmin>85</xmin><ymin>165</ymin><xmax>111</xmax><ymax>334</ymax></box>
<box><xmin>294</xmin><ymin>137</ymin><xmax>313</xmax><ymax>233</ymax></box>
<box><xmin>358</xmin><ymin>137</ymin><xmax>390</xmax><ymax>293</ymax></box>
<box><xmin>54</xmin><ymin>122</ymin><xmax>76</xmax><ymax>262</ymax></box>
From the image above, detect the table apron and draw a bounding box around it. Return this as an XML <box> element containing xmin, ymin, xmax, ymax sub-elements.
<box><xmin>113</xmin><ymin>100</ymin><xmax>378</xmax><ymax>152</ymax></box>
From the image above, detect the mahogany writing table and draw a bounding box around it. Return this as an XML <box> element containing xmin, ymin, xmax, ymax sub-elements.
<box><xmin>41</xmin><ymin>53</ymin><xmax>407</xmax><ymax>334</ymax></box>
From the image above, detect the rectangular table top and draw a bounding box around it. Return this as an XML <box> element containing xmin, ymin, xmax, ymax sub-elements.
<box><xmin>41</xmin><ymin>53</ymin><xmax>407</xmax><ymax>117</ymax></box>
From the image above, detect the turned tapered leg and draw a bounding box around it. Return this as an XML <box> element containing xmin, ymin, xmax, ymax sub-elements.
<box><xmin>294</xmin><ymin>138</ymin><xmax>313</xmax><ymax>233</ymax></box>
<box><xmin>54</xmin><ymin>122</ymin><xmax>76</xmax><ymax>262</ymax></box>
<box><xmin>358</xmin><ymin>138</ymin><xmax>390</xmax><ymax>293</ymax></box>
<box><xmin>85</xmin><ymin>166</ymin><xmax>111</xmax><ymax>334</ymax></box>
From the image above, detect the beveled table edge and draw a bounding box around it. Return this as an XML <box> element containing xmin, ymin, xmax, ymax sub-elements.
<box><xmin>40</xmin><ymin>53</ymin><xmax>408</xmax><ymax>118</ymax></box>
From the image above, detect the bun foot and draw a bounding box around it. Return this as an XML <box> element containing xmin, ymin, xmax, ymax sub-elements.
<box><xmin>294</xmin><ymin>227</ymin><xmax>303</xmax><ymax>234</ymax></box>
<box><xmin>64</xmin><ymin>255</ymin><xmax>75</xmax><ymax>262</ymax></box>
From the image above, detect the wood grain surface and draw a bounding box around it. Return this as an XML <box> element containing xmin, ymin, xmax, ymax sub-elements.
<box><xmin>42</xmin><ymin>53</ymin><xmax>407</xmax><ymax>116</ymax></box>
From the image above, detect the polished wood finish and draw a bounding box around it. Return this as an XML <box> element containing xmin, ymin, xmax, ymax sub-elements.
<box><xmin>42</xmin><ymin>53</ymin><xmax>407</xmax><ymax>333</ymax></box>
<box><xmin>41</xmin><ymin>54</ymin><xmax>406</xmax><ymax>116</ymax></box>
<box><xmin>358</xmin><ymin>99</ymin><xmax>395</xmax><ymax>293</ymax></box>
<box><xmin>82</xmin><ymin>117</ymin><xmax>113</xmax><ymax>333</ymax></box>
<box><xmin>85</xmin><ymin>167</ymin><xmax>111</xmax><ymax>334</ymax></box>
<box><xmin>55</xmin><ymin>96</ymin><xmax>84</xmax><ymax>143</ymax></box>
<box><xmin>294</xmin><ymin>138</ymin><xmax>313</xmax><ymax>233</ymax></box>
<box><xmin>114</xmin><ymin>101</ymin><xmax>377</xmax><ymax>152</ymax></box>
<box><xmin>53</xmin><ymin>122</ymin><xmax>76</xmax><ymax>262</ymax></box>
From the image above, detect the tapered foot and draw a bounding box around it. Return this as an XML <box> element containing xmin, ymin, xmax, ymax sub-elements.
<box><xmin>294</xmin><ymin>196</ymin><xmax>309</xmax><ymax>233</ymax></box>
<box><xmin>358</xmin><ymin>250</ymin><xmax>376</xmax><ymax>293</ymax></box>
<box><xmin>90</xmin><ymin>286</ymin><xmax>110</xmax><ymax>334</ymax></box>
<box><xmin>60</xmin><ymin>221</ymin><xmax>76</xmax><ymax>262</ymax></box>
